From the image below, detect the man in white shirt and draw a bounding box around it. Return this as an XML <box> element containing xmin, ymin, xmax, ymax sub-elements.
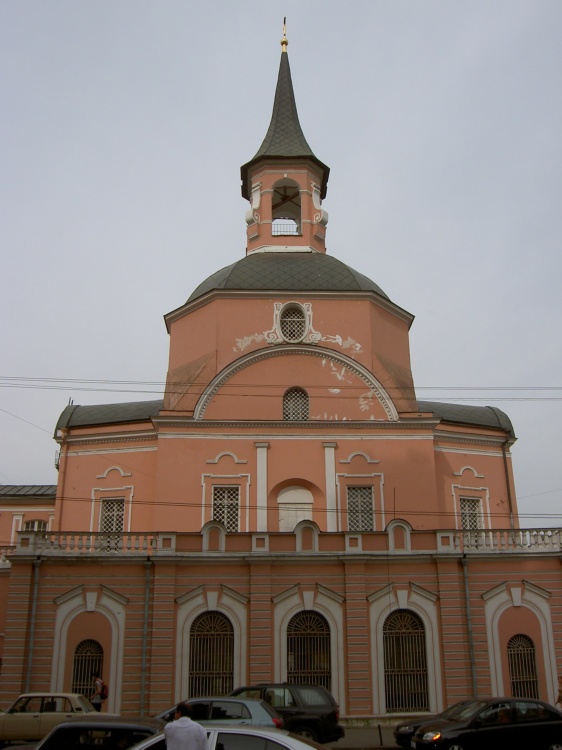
<box><xmin>164</xmin><ymin>702</ymin><xmax>207</xmax><ymax>750</ymax></box>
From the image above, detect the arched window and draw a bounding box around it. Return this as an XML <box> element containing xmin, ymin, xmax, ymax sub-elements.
<box><xmin>24</xmin><ymin>520</ymin><xmax>48</xmax><ymax>532</ymax></box>
<box><xmin>508</xmin><ymin>634</ymin><xmax>539</xmax><ymax>699</ymax></box>
<box><xmin>280</xmin><ymin>304</ymin><xmax>306</xmax><ymax>342</ymax></box>
<box><xmin>287</xmin><ymin>611</ymin><xmax>331</xmax><ymax>690</ymax></box>
<box><xmin>72</xmin><ymin>639</ymin><xmax>103</xmax><ymax>696</ymax></box>
<box><xmin>271</xmin><ymin>180</ymin><xmax>301</xmax><ymax>235</ymax></box>
<box><xmin>283</xmin><ymin>388</ymin><xmax>309</xmax><ymax>421</ymax></box>
<box><xmin>383</xmin><ymin>610</ymin><xmax>429</xmax><ymax>712</ymax></box>
<box><xmin>189</xmin><ymin>611</ymin><xmax>234</xmax><ymax>697</ymax></box>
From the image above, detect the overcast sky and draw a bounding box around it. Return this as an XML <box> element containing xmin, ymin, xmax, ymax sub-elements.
<box><xmin>2</xmin><ymin>1</ymin><xmax>561</xmax><ymax>528</ymax></box>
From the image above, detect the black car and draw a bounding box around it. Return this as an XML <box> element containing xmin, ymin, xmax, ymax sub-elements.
<box><xmin>411</xmin><ymin>696</ymin><xmax>562</xmax><ymax>750</ymax></box>
<box><xmin>31</xmin><ymin>715</ymin><xmax>165</xmax><ymax>750</ymax></box>
<box><xmin>393</xmin><ymin>700</ymin><xmax>473</xmax><ymax>747</ymax></box>
<box><xmin>230</xmin><ymin>683</ymin><xmax>345</xmax><ymax>743</ymax></box>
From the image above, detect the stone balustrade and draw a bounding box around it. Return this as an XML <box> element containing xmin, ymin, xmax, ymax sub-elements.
<box><xmin>8</xmin><ymin>527</ymin><xmax>562</xmax><ymax>558</ymax></box>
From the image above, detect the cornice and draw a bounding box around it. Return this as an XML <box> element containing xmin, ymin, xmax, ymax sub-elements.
<box><xmin>152</xmin><ymin>418</ymin><xmax>440</xmax><ymax>432</ymax></box>
<box><xmin>66</xmin><ymin>435</ymin><xmax>157</xmax><ymax>449</ymax></box>
<box><xmin>165</xmin><ymin>288</ymin><xmax>413</xmax><ymax>329</ymax></box>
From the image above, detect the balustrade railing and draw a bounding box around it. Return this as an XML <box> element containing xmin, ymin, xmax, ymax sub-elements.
<box><xmin>11</xmin><ymin>527</ymin><xmax>562</xmax><ymax>557</ymax></box>
<box><xmin>458</xmin><ymin>527</ymin><xmax>562</xmax><ymax>552</ymax></box>
<box><xmin>16</xmin><ymin>532</ymin><xmax>158</xmax><ymax>555</ymax></box>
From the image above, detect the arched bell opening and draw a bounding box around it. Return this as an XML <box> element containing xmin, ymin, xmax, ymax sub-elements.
<box><xmin>272</xmin><ymin>178</ymin><xmax>301</xmax><ymax>236</ymax></box>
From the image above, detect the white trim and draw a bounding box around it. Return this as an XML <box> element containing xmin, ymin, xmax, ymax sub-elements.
<box><xmin>368</xmin><ymin>584</ymin><xmax>442</xmax><ymax>714</ymax></box>
<box><xmin>175</xmin><ymin>586</ymin><xmax>248</xmax><ymax>702</ymax></box>
<box><xmin>483</xmin><ymin>581</ymin><xmax>557</xmax><ymax>702</ymax></box>
<box><xmin>324</xmin><ymin>443</ymin><xmax>337</xmax><ymax>532</ymax></box>
<box><xmin>272</xmin><ymin>585</ymin><xmax>346</xmax><ymax>712</ymax></box>
<box><xmin>255</xmin><ymin>443</ymin><xmax>269</xmax><ymax>531</ymax></box>
<box><xmin>51</xmin><ymin>586</ymin><xmax>126</xmax><ymax>714</ymax></box>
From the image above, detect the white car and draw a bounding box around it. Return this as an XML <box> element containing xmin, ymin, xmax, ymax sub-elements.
<box><xmin>0</xmin><ymin>693</ymin><xmax>97</xmax><ymax>742</ymax></box>
<box><xmin>131</xmin><ymin>724</ymin><xmax>326</xmax><ymax>750</ymax></box>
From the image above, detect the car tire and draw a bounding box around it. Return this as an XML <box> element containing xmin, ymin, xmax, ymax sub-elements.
<box><xmin>293</xmin><ymin>725</ymin><xmax>319</xmax><ymax>742</ymax></box>
<box><xmin>446</xmin><ymin>744</ymin><xmax>465</xmax><ymax>750</ymax></box>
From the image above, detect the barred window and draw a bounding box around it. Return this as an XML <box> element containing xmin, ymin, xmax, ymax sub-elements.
<box><xmin>24</xmin><ymin>520</ymin><xmax>48</xmax><ymax>532</ymax></box>
<box><xmin>283</xmin><ymin>388</ymin><xmax>309</xmax><ymax>421</ymax></box>
<box><xmin>383</xmin><ymin>609</ymin><xmax>429</xmax><ymax>712</ymax></box>
<box><xmin>100</xmin><ymin>498</ymin><xmax>125</xmax><ymax>533</ymax></box>
<box><xmin>280</xmin><ymin>304</ymin><xmax>306</xmax><ymax>342</ymax></box>
<box><xmin>189</xmin><ymin>611</ymin><xmax>234</xmax><ymax>697</ymax></box>
<box><xmin>287</xmin><ymin>611</ymin><xmax>331</xmax><ymax>690</ymax></box>
<box><xmin>72</xmin><ymin>639</ymin><xmax>103</xmax><ymax>696</ymax></box>
<box><xmin>508</xmin><ymin>634</ymin><xmax>539</xmax><ymax>699</ymax></box>
<box><xmin>212</xmin><ymin>486</ymin><xmax>240</xmax><ymax>532</ymax></box>
<box><xmin>460</xmin><ymin>498</ymin><xmax>482</xmax><ymax>530</ymax></box>
<box><xmin>347</xmin><ymin>486</ymin><xmax>374</xmax><ymax>531</ymax></box>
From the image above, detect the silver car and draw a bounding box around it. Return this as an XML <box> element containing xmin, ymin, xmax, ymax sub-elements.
<box><xmin>155</xmin><ymin>697</ymin><xmax>283</xmax><ymax>728</ymax></box>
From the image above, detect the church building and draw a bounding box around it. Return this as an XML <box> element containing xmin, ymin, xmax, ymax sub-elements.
<box><xmin>1</xmin><ymin>30</ymin><xmax>561</xmax><ymax>725</ymax></box>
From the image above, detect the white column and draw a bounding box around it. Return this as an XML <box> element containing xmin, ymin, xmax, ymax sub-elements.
<box><xmin>255</xmin><ymin>442</ymin><xmax>269</xmax><ymax>531</ymax></box>
<box><xmin>323</xmin><ymin>442</ymin><xmax>337</xmax><ymax>532</ymax></box>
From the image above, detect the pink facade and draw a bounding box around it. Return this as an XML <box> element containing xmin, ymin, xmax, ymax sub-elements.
<box><xmin>1</xmin><ymin>40</ymin><xmax>561</xmax><ymax>724</ymax></box>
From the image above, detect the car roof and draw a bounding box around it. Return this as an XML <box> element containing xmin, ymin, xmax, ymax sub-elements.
<box><xmin>210</xmin><ymin>726</ymin><xmax>291</xmax><ymax>736</ymax></box>
<box><xmin>188</xmin><ymin>697</ymin><xmax>265</xmax><ymax>703</ymax></box>
<box><xmin>51</xmin><ymin>716</ymin><xmax>164</xmax><ymax>729</ymax></box>
<box><xmin>12</xmin><ymin>693</ymin><xmax>87</xmax><ymax>699</ymax></box>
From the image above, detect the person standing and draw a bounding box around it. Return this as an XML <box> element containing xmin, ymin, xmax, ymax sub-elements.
<box><xmin>164</xmin><ymin>702</ymin><xmax>207</xmax><ymax>750</ymax></box>
<box><xmin>90</xmin><ymin>672</ymin><xmax>103</xmax><ymax>712</ymax></box>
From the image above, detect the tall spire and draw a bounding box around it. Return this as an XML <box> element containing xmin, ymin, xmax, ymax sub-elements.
<box><xmin>241</xmin><ymin>22</ymin><xmax>329</xmax><ymax>200</ymax></box>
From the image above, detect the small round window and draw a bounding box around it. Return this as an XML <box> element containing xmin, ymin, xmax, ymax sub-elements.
<box><xmin>280</xmin><ymin>304</ymin><xmax>306</xmax><ymax>342</ymax></box>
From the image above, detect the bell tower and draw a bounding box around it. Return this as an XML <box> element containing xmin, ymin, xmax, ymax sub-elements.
<box><xmin>241</xmin><ymin>22</ymin><xmax>330</xmax><ymax>255</ymax></box>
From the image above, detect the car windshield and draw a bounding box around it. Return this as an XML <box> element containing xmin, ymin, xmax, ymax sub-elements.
<box><xmin>76</xmin><ymin>696</ymin><xmax>97</xmax><ymax>712</ymax></box>
<box><xmin>452</xmin><ymin>701</ymin><xmax>488</xmax><ymax>721</ymax></box>
<box><xmin>442</xmin><ymin>701</ymin><xmax>473</xmax><ymax>719</ymax></box>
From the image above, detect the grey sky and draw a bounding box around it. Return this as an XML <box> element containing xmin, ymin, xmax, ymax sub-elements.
<box><xmin>2</xmin><ymin>1</ymin><xmax>561</xmax><ymax>527</ymax></box>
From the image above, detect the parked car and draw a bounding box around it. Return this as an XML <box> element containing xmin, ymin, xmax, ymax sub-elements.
<box><xmin>230</xmin><ymin>684</ymin><xmax>344</xmax><ymax>743</ymax></box>
<box><xmin>128</xmin><ymin>724</ymin><xmax>326</xmax><ymax>750</ymax></box>
<box><xmin>25</xmin><ymin>715</ymin><xmax>164</xmax><ymax>750</ymax></box>
<box><xmin>155</xmin><ymin>697</ymin><xmax>283</xmax><ymax>728</ymax></box>
<box><xmin>411</xmin><ymin>696</ymin><xmax>562</xmax><ymax>749</ymax></box>
<box><xmin>0</xmin><ymin>693</ymin><xmax>98</xmax><ymax>743</ymax></box>
<box><xmin>393</xmin><ymin>700</ymin><xmax>473</xmax><ymax>747</ymax></box>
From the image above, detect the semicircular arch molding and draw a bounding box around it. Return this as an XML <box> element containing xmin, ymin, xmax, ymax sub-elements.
<box><xmin>194</xmin><ymin>345</ymin><xmax>398</xmax><ymax>421</ymax></box>
<box><xmin>51</xmin><ymin>586</ymin><xmax>126</xmax><ymax>713</ymax></box>
<box><xmin>175</xmin><ymin>586</ymin><xmax>248</xmax><ymax>702</ymax></box>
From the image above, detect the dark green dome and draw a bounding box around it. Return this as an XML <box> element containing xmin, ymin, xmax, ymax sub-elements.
<box><xmin>187</xmin><ymin>252</ymin><xmax>389</xmax><ymax>303</ymax></box>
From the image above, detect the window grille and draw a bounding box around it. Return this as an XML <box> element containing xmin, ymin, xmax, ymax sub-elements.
<box><xmin>24</xmin><ymin>520</ymin><xmax>48</xmax><ymax>532</ymax></box>
<box><xmin>280</xmin><ymin>305</ymin><xmax>306</xmax><ymax>341</ymax></box>
<box><xmin>100</xmin><ymin>499</ymin><xmax>125</xmax><ymax>533</ymax></box>
<box><xmin>212</xmin><ymin>487</ymin><xmax>240</xmax><ymax>532</ymax></box>
<box><xmin>189</xmin><ymin>611</ymin><xmax>234</xmax><ymax>697</ymax></box>
<box><xmin>72</xmin><ymin>639</ymin><xmax>103</xmax><ymax>696</ymax></box>
<box><xmin>460</xmin><ymin>498</ymin><xmax>482</xmax><ymax>530</ymax></box>
<box><xmin>347</xmin><ymin>486</ymin><xmax>374</xmax><ymax>531</ymax></box>
<box><xmin>383</xmin><ymin>609</ymin><xmax>429</xmax><ymax>712</ymax></box>
<box><xmin>283</xmin><ymin>388</ymin><xmax>309</xmax><ymax>421</ymax></box>
<box><xmin>508</xmin><ymin>634</ymin><xmax>539</xmax><ymax>699</ymax></box>
<box><xmin>287</xmin><ymin>611</ymin><xmax>331</xmax><ymax>690</ymax></box>
<box><xmin>99</xmin><ymin>498</ymin><xmax>125</xmax><ymax>550</ymax></box>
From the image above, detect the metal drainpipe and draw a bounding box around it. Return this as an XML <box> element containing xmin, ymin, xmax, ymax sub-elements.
<box><xmin>461</xmin><ymin>556</ymin><xmax>478</xmax><ymax>698</ymax></box>
<box><xmin>140</xmin><ymin>558</ymin><xmax>152</xmax><ymax>716</ymax></box>
<box><xmin>25</xmin><ymin>557</ymin><xmax>41</xmax><ymax>692</ymax></box>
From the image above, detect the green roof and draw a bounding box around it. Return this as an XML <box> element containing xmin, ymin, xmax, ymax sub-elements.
<box><xmin>241</xmin><ymin>49</ymin><xmax>329</xmax><ymax>200</ymax></box>
<box><xmin>187</xmin><ymin>252</ymin><xmax>389</xmax><ymax>303</ymax></box>
<box><xmin>417</xmin><ymin>401</ymin><xmax>515</xmax><ymax>439</ymax></box>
